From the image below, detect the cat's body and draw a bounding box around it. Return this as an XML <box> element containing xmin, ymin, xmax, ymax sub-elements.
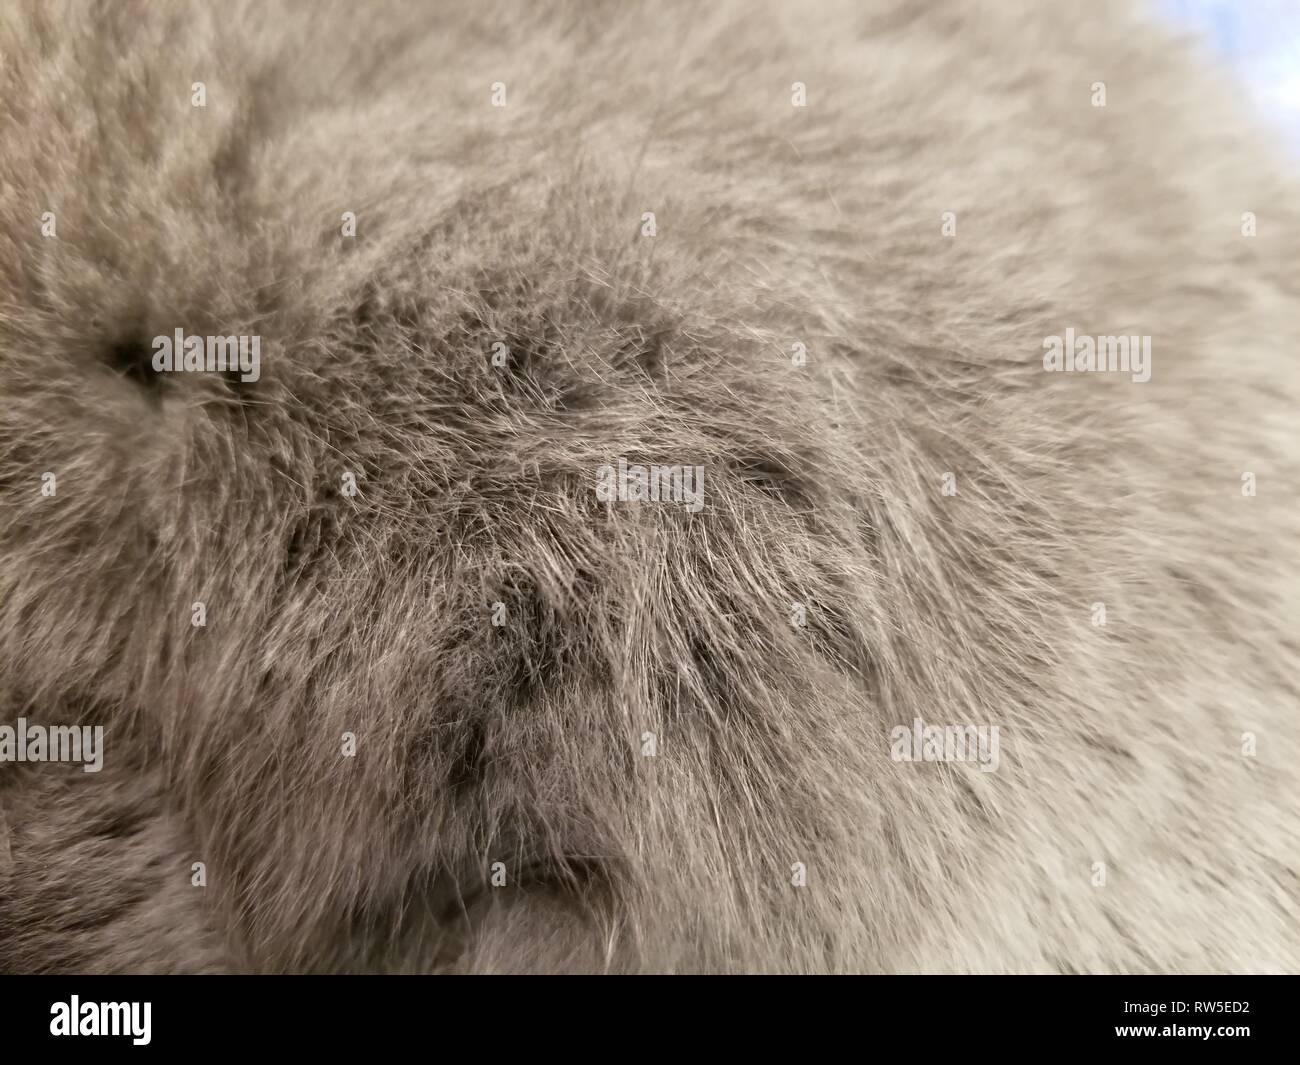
<box><xmin>0</xmin><ymin>0</ymin><xmax>1296</xmax><ymax>972</ymax></box>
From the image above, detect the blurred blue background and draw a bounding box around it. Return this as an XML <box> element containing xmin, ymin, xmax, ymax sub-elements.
<box><xmin>1160</xmin><ymin>0</ymin><xmax>1300</xmax><ymax>147</ymax></box>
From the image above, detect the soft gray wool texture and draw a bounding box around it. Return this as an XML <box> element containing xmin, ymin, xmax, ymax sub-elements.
<box><xmin>0</xmin><ymin>0</ymin><xmax>1297</xmax><ymax>973</ymax></box>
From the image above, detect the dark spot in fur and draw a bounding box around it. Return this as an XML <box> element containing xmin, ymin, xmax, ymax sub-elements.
<box><xmin>353</xmin><ymin>287</ymin><xmax>378</xmax><ymax>330</ymax></box>
<box><xmin>282</xmin><ymin>506</ymin><xmax>338</xmax><ymax>586</ymax></box>
<box><xmin>615</xmin><ymin>326</ymin><xmax>671</xmax><ymax>384</ymax></box>
<box><xmin>494</xmin><ymin>576</ymin><xmax>566</xmax><ymax>711</ymax></box>
<box><xmin>1081</xmin><ymin>733</ymin><xmax>1136</xmax><ymax>762</ymax></box>
<box><xmin>219</xmin><ymin>366</ymin><xmax>253</xmax><ymax>397</ymax></box>
<box><xmin>102</xmin><ymin>336</ymin><xmax>161</xmax><ymax>394</ymax></box>
<box><xmin>802</xmin><ymin>598</ymin><xmax>874</xmax><ymax>683</ymax></box>
<box><xmin>951</xmin><ymin>774</ymin><xmax>992</xmax><ymax>827</ymax></box>
<box><xmin>517</xmin><ymin>852</ymin><xmax>616</xmax><ymax>904</ymax></box>
<box><xmin>447</xmin><ymin>716</ymin><xmax>489</xmax><ymax>794</ymax></box>
<box><xmin>685</xmin><ymin>632</ymin><xmax>740</xmax><ymax>712</ymax></box>
<box><xmin>87</xmin><ymin>808</ymin><xmax>147</xmax><ymax>841</ymax></box>
<box><xmin>731</xmin><ymin>453</ymin><xmax>817</xmax><ymax>510</ymax></box>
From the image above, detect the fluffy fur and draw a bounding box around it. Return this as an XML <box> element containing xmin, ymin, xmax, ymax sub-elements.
<box><xmin>0</xmin><ymin>0</ymin><xmax>1297</xmax><ymax>973</ymax></box>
